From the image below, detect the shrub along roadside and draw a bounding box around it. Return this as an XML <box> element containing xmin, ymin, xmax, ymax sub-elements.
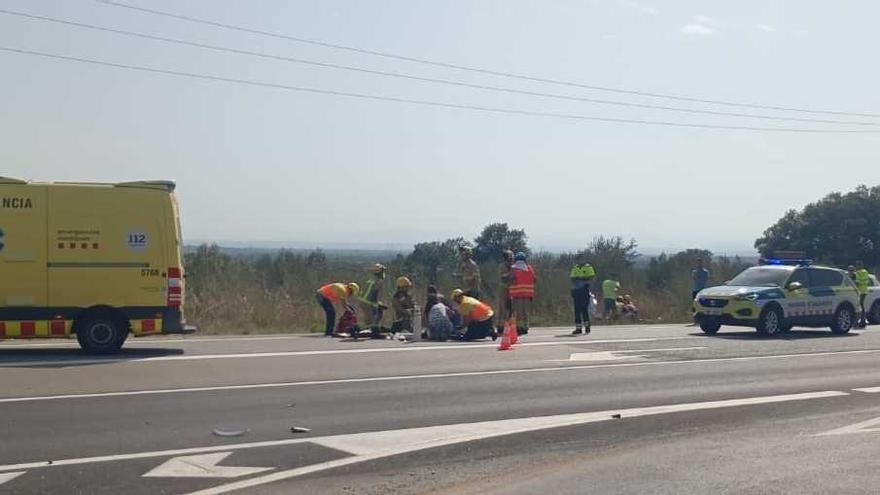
<box><xmin>183</xmin><ymin>242</ymin><xmax>752</xmax><ymax>334</ymax></box>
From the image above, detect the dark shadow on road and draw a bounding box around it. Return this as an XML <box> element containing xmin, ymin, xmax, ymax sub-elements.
<box><xmin>0</xmin><ymin>347</ymin><xmax>185</xmax><ymax>369</ymax></box>
<box><xmin>690</xmin><ymin>331</ymin><xmax>858</xmax><ymax>340</ymax></box>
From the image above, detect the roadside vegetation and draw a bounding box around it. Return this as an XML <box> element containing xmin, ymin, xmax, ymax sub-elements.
<box><xmin>185</xmin><ymin>184</ymin><xmax>879</xmax><ymax>334</ymax></box>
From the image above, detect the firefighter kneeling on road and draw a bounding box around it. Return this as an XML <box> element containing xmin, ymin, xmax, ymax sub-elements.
<box><xmin>451</xmin><ymin>289</ymin><xmax>496</xmax><ymax>341</ymax></box>
<box><xmin>509</xmin><ymin>251</ymin><xmax>536</xmax><ymax>336</ymax></box>
<box><xmin>316</xmin><ymin>282</ymin><xmax>359</xmax><ymax>336</ymax></box>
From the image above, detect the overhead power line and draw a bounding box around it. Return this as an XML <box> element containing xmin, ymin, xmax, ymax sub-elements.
<box><xmin>1</xmin><ymin>45</ymin><xmax>877</xmax><ymax>134</ymax></box>
<box><xmin>95</xmin><ymin>0</ymin><xmax>880</xmax><ymax>119</ymax></box>
<box><xmin>2</xmin><ymin>8</ymin><xmax>875</xmax><ymax>127</ymax></box>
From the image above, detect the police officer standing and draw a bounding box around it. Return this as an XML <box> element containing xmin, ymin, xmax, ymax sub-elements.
<box><xmin>854</xmin><ymin>261</ymin><xmax>871</xmax><ymax>328</ymax></box>
<box><xmin>570</xmin><ymin>253</ymin><xmax>596</xmax><ymax>335</ymax></box>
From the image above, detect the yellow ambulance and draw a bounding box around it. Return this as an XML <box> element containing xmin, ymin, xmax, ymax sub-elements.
<box><xmin>0</xmin><ymin>177</ymin><xmax>195</xmax><ymax>353</ymax></box>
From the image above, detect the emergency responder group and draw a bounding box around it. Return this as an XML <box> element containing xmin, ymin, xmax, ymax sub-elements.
<box><xmin>315</xmin><ymin>246</ymin><xmax>636</xmax><ymax>340</ymax></box>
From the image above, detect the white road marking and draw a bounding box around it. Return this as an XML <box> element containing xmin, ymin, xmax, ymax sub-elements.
<box><xmin>0</xmin><ymin>324</ymin><xmax>689</xmax><ymax>349</ymax></box>
<box><xmin>560</xmin><ymin>347</ymin><xmax>705</xmax><ymax>362</ymax></box>
<box><xmin>815</xmin><ymin>415</ymin><xmax>880</xmax><ymax>436</ymax></box>
<box><xmin>142</xmin><ymin>452</ymin><xmax>273</xmax><ymax>478</ymax></box>
<box><xmin>0</xmin><ymin>471</ymin><xmax>25</xmax><ymax>486</ymax></box>
<box><xmin>0</xmin><ymin>336</ymin><xmax>694</xmax><ymax>367</ymax></box>
<box><xmin>188</xmin><ymin>390</ymin><xmax>848</xmax><ymax>495</ymax></box>
<box><xmin>852</xmin><ymin>386</ymin><xmax>880</xmax><ymax>393</ymax></box>
<box><xmin>0</xmin><ymin>390</ymin><xmax>847</xmax><ymax>476</ymax></box>
<box><xmin>2</xmin><ymin>347</ymin><xmax>879</xmax><ymax>405</ymax></box>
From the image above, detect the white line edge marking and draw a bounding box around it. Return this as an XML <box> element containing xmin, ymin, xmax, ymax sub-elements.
<box><xmin>0</xmin><ymin>390</ymin><xmax>847</xmax><ymax>475</ymax></box>
<box><xmin>0</xmin><ymin>325</ymin><xmax>687</xmax><ymax>348</ymax></box>
<box><xmin>0</xmin><ymin>336</ymin><xmax>694</xmax><ymax>367</ymax></box>
<box><xmin>0</xmin><ymin>471</ymin><xmax>26</xmax><ymax>485</ymax></box>
<box><xmin>192</xmin><ymin>390</ymin><xmax>848</xmax><ymax>494</ymax></box>
<box><xmin>852</xmin><ymin>387</ymin><xmax>880</xmax><ymax>393</ymax></box>
<box><xmin>0</xmin><ymin>349</ymin><xmax>880</xmax><ymax>404</ymax></box>
<box><xmin>3</xmin><ymin>347</ymin><xmax>880</xmax><ymax>404</ymax></box>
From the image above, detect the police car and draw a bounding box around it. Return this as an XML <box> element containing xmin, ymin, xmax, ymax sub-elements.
<box><xmin>694</xmin><ymin>258</ymin><xmax>860</xmax><ymax>336</ymax></box>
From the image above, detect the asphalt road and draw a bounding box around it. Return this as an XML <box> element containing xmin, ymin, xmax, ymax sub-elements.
<box><xmin>2</xmin><ymin>323</ymin><xmax>880</xmax><ymax>494</ymax></box>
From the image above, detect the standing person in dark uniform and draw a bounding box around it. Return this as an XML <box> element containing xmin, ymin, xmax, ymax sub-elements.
<box><xmin>569</xmin><ymin>254</ymin><xmax>595</xmax><ymax>335</ymax></box>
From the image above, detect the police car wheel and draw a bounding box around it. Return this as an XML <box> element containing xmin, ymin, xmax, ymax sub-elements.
<box><xmin>830</xmin><ymin>305</ymin><xmax>854</xmax><ymax>335</ymax></box>
<box><xmin>869</xmin><ymin>302</ymin><xmax>880</xmax><ymax>325</ymax></box>
<box><xmin>699</xmin><ymin>321</ymin><xmax>721</xmax><ymax>334</ymax></box>
<box><xmin>76</xmin><ymin>314</ymin><xmax>126</xmax><ymax>354</ymax></box>
<box><xmin>756</xmin><ymin>307</ymin><xmax>783</xmax><ymax>336</ymax></box>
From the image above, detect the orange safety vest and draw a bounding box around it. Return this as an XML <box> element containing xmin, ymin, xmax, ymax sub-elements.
<box><xmin>509</xmin><ymin>265</ymin><xmax>536</xmax><ymax>299</ymax></box>
<box><xmin>318</xmin><ymin>283</ymin><xmax>347</xmax><ymax>303</ymax></box>
<box><xmin>460</xmin><ymin>296</ymin><xmax>494</xmax><ymax>322</ymax></box>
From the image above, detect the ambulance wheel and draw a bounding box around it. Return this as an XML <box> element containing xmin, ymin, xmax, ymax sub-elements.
<box><xmin>868</xmin><ymin>302</ymin><xmax>880</xmax><ymax>325</ymax></box>
<box><xmin>830</xmin><ymin>305</ymin><xmax>854</xmax><ymax>335</ymax></box>
<box><xmin>76</xmin><ymin>313</ymin><xmax>126</xmax><ymax>354</ymax></box>
<box><xmin>756</xmin><ymin>306</ymin><xmax>783</xmax><ymax>336</ymax></box>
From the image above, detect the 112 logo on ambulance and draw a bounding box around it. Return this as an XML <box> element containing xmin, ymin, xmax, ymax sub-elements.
<box><xmin>126</xmin><ymin>231</ymin><xmax>148</xmax><ymax>252</ymax></box>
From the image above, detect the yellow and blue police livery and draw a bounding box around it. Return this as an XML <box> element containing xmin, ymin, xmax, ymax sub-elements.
<box><xmin>694</xmin><ymin>258</ymin><xmax>860</xmax><ymax>336</ymax></box>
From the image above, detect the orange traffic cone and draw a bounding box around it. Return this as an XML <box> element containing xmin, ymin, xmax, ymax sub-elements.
<box><xmin>507</xmin><ymin>318</ymin><xmax>519</xmax><ymax>345</ymax></box>
<box><xmin>498</xmin><ymin>325</ymin><xmax>513</xmax><ymax>351</ymax></box>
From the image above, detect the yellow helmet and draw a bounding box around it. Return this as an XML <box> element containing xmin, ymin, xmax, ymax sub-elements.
<box><xmin>346</xmin><ymin>282</ymin><xmax>360</xmax><ymax>296</ymax></box>
<box><xmin>372</xmin><ymin>263</ymin><xmax>387</xmax><ymax>274</ymax></box>
<box><xmin>396</xmin><ymin>276</ymin><xmax>412</xmax><ymax>289</ymax></box>
<box><xmin>451</xmin><ymin>288</ymin><xmax>464</xmax><ymax>300</ymax></box>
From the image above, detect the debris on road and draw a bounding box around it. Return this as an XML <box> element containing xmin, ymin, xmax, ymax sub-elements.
<box><xmin>212</xmin><ymin>427</ymin><xmax>249</xmax><ymax>437</ymax></box>
<box><xmin>290</xmin><ymin>426</ymin><xmax>311</xmax><ymax>434</ymax></box>
<box><xmin>612</xmin><ymin>414</ymin><xmax>622</xmax><ymax>419</ymax></box>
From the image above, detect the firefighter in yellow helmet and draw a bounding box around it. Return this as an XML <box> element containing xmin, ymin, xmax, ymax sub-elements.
<box><xmin>358</xmin><ymin>264</ymin><xmax>388</xmax><ymax>335</ymax></box>
<box><xmin>316</xmin><ymin>282</ymin><xmax>359</xmax><ymax>336</ymax></box>
<box><xmin>391</xmin><ymin>276</ymin><xmax>416</xmax><ymax>335</ymax></box>
<box><xmin>451</xmin><ymin>288</ymin><xmax>496</xmax><ymax>341</ymax></box>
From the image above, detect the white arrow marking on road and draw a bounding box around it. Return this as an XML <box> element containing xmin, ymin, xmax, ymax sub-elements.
<box><xmin>142</xmin><ymin>452</ymin><xmax>273</xmax><ymax>479</ymax></box>
<box><xmin>550</xmin><ymin>346</ymin><xmax>705</xmax><ymax>362</ymax></box>
<box><xmin>815</xmin><ymin>416</ymin><xmax>880</xmax><ymax>436</ymax></box>
<box><xmin>568</xmin><ymin>351</ymin><xmax>645</xmax><ymax>362</ymax></box>
<box><xmin>185</xmin><ymin>390</ymin><xmax>847</xmax><ymax>495</ymax></box>
<box><xmin>0</xmin><ymin>471</ymin><xmax>25</xmax><ymax>486</ymax></box>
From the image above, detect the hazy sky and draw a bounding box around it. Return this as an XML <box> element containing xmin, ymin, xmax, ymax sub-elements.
<box><xmin>2</xmin><ymin>1</ymin><xmax>878</xmax><ymax>253</ymax></box>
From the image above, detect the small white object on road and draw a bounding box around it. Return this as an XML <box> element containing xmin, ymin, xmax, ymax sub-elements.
<box><xmin>142</xmin><ymin>452</ymin><xmax>273</xmax><ymax>478</ymax></box>
<box><xmin>212</xmin><ymin>428</ymin><xmax>248</xmax><ymax>438</ymax></box>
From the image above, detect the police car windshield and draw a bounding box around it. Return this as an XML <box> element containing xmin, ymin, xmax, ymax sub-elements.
<box><xmin>727</xmin><ymin>267</ymin><xmax>790</xmax><ymax>287</ymax></box>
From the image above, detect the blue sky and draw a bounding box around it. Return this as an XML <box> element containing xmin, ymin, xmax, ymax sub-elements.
<box><xmin>1</xmin><ymin>0</ymin><xmax>878</xmax><ymax>254</ymax></box>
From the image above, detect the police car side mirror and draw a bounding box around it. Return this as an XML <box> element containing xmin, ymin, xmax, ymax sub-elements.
<box><xmin>787</xmin><ymin>281</ymin><xmax>803</xmax><ymax>291</ymax></box>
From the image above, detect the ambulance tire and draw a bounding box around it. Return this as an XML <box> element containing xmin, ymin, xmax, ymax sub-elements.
<box><xmin>756</xmin><ymin>306</ymin><xmax>783</xmax><ymax>337</ymax></box>
<box><xmin>76</xmin><ymin>312</ymin><xmax>127</xmax><ymax>354</ymax></box>
<box><xmin>830</xmin><ymin>304</ymin><xmax>855</xmax><ymax>335</ymax></box>
<box><xmin>868</xmin><ymin>301</ymin><xmax>880</xmax><ymax>325</ymax></box>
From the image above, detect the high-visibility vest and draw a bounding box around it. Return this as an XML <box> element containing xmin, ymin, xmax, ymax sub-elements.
<box><xmin>570</xmin><ymin>264</ymin><xmax>595</xmax><ymax>280</ymax></box>
<box><xmin>359</xmin><ymin>277</ymin><xmax>382</xmax><ymax>307</ymax></box>
<box><xmin>509</xmin><ymin>265</ymin><xmax>536</xmax><ymax>299</ymax></box>
<box><xmin>855</xmin><ymin>269</ymin><xmax>871</xmax><ymax>295</ymax></box>
<box><xmin>459</xmin><ymin>296</ymin><xmax>494</xmax><ymax>322</ymax></box>
<box><xmin>318</xmin><ymin>283</ymin><xmax>347</xmax><ymax>303</ymax></box>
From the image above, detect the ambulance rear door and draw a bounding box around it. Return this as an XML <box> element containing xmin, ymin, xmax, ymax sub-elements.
<box><xmin>0</xmin><ymin>182</ymin><xmax>48</xmax><ymax>309</ymax></box>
